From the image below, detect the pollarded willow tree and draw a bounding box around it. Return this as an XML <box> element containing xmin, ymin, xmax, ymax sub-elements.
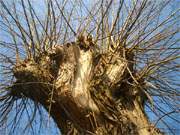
<box><xmin>0</xmin><ymin>0</ymin><xmax>179</xmax><ymax>134</ymax></box>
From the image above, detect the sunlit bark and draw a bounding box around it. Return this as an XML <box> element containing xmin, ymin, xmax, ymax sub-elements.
<box><xmin>11</xmin><ymin>36</ymin><xmax>163</xmax><ymax>134</ymax></box>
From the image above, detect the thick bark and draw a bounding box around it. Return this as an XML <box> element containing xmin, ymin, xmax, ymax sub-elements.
<box><xmin>11</xmin><ymin>36</ymin><xmax>163</xmax><ymax>135</ymax></box>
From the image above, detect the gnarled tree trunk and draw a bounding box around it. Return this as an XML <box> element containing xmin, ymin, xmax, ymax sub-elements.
<box><xmin>11</xmin><ymin>35</ymin><xmax>163</xmax><ymax>135</ymax></box>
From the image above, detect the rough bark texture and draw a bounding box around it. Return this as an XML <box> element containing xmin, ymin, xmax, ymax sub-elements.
<box><xmin>11</xmin><ymin>35</ymin><xmax>163</xmax><ymax>135</ymax></box>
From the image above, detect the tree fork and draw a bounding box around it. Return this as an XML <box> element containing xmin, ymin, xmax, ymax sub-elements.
<box><xmin>11</xmin><ymin>35</ymin><xmax>163</xmax><ymax>135</ymax></box>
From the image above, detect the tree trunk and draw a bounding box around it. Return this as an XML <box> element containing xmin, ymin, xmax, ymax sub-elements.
<box><xmin>11</xmin><ymin>36</ymin><xmax>163</xmax><ymax>135</ymax></box>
